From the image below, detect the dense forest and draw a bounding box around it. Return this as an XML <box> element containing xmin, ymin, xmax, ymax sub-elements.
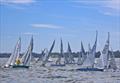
<box><xmin>0</xmin><ymin>50</ymin><xmax>120</xmax><ymax>58</ymax></box>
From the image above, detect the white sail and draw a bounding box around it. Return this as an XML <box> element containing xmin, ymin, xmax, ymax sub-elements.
<box><xmin>90</xmin><ymin>31</ymin><xmax>97</xmax><ymax>68</ymax></box>
<box><xmin>77</xmin><ymin>41</ymin><xmax>86</xmax><ymax>65</ymax></box>
<box><xmin>98</xmin><ymin>32</ymin><xmax>110</xmax><ymax>69</ymax></box>
<box><xmin>77</xmin><ymin>53</ymin><xmax>82</xmax><ymax>65</ymax></box>
<box><xmin>5</xmin><ymin>37</ymin><xmax>21</xmax><ymax>67</ymax></box>
<box><xmin>16</xmin><ymin>37</ymin><xmax>21</xmax><ymax>60</ymax></box>
<box><xmin>41</xmin><ymin>40</ymin><xmax>55</xmax><ymax>66</ymax></box>
<box><xmin>21</xmin><ymin>36</ymin><xmax>33</xmax><ymax>66</ymax></box>
<box><xmin>64</xmin><ymin>52</ymin><xmax>69</xmax><ymax>64</ymax></box>
<box><xmin>83</xmin><ymin>31</ymin><xmax>97</xmax><ymax>68</ymax></box>
<box><xmin>11</xmin><ymin>37</ymin><xmax>21</xmax><ymax>65</ymax></box>
<box><xmin>108</xmin><ymin>48</ymin><xmax>117</xmax><ymax>70</ymax></box>
<box><xmin>36</xmin><ymin>49</ymin><xmax>46</xmax><ymax>63</ymax></box>
<box><xmin>56</xmin><ymin>39</ymin><xmax>63</xmax><ymax>65</ymax></box>
<box><xmin>67</xmin><ymin>42</ymin><xmax>75</xmax><ymax>64</ymax></box>
<box><xmin>83</xmin><ymin>44</ymin><xmax>93</xmax><ymax>67</ymax></box>
<box><xmin>100</xmin><ymin>32</ymin><xmax>110</xmax><ymax>69</ymax></box>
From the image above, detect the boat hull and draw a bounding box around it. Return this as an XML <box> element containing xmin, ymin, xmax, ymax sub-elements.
<box><xmin>12</xmin><ymin>65</ymin><xmax>29</xmax><ymax>68</ymax></box>
<box><xmin>76</xmin><ymin>68</ymin><xmax>104</xmax><ymax>71</ymax></box>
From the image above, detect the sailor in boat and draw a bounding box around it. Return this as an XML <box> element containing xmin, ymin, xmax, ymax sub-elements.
<box><xmin>15</xmin><ymin>59</ymin><xmax>21</xmax><ymax>65</ymax></box>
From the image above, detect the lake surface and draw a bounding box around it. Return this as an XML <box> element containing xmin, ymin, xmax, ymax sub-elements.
<box><xmin>0</xmin><ymin>58</ymin><xmax>120</xmax><ymax>83</ymax></box>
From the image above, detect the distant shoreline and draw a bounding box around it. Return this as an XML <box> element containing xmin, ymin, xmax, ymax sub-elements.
<box><xmin>0</xmin><ymin>50</ymin><xmax>120</xmax><ymax>58</ymax></box>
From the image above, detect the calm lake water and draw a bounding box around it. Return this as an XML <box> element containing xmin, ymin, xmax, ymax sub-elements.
<box><xmin>0</xmin><ymin>58</ymin><xmax>120</xmax><ymax>83</ymax></box>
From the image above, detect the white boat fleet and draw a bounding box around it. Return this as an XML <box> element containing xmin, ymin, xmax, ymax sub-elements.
<box><xmin>3</xmin><ymin>32</ymin><xmax>118</xmax><ymax>71</ymax></box>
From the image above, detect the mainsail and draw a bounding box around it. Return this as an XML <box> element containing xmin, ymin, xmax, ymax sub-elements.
<box><xmin>77</xmin><ymin>41</ymin><xmax>86</xmax><ymax>65</ymax></box>
<box><xmin>67</xmin><ymin>42</ymin><xmax>75</xmax><ymax>64</ymax></box>
<box><xmin>36</xmin><ymin>49</ymin><xmax>46</xmax><ymax>63</ymax></box>
<box><xmin>21</xmin><ymin>36</ymin><xmax>33</xmax><ymax>66</ymax></box>
<box><xmin>41</xmin><ymin>40</ymin><xmax>55</xmax><ymax>66</ymax></box>
<box><xmin>98</xmin><ymin>32</ymin><xmax>117</xmax><ymax>70</ymax></box>
<box><xmin>83</xmin><ymin>31</ymin><xmax>97</xmax><ymax>68</ymax></box>
<box><xmin>100</xmin><ymin>32</ymin><xmax>110</xmax><ymax>69</ymax></box>
<box><xmin>89</xmin><ymin>31</ymin><xmax>98</xmax><ymax>68</ymax></box>
<box><xmin>108</xmin><ymin>48</ymin><xmax>117</xmax><ymax>70</ymax></box>
<box><xmin>5</xmin><ymin>37</ymin><xmax>21</xmax><ymax>67</ymax></box>
<box><xmin>83</xmin><ymin>43</ymin><xmax>92</xmax><ymax>67</ymax></box>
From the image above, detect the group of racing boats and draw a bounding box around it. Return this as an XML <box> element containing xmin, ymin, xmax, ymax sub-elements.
<box><xmin>3</xmin><ymin>31</ymin><xmax>118</xmax><ymax>71</ymax></box>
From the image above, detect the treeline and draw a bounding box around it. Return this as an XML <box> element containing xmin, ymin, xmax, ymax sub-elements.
<box><xmin>0</xmin><ymin>50</ymin><xmax>120</xmax><ymax>58</ymax></box>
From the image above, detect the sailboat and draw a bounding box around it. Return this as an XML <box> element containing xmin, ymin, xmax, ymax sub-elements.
<box><xmin>4</xmin><ymin>37</ymin><xmax>21</xmax><ymax>68</ymax></box>
<box><xmin>77</xmin><ymin>41</ymin><xmax>86</xmax><ymax>65</ymax></box>
<box><xmin>98</xmin><ymin>32</ymin><xmax>117</xmax><ymax>71</ymax></box>
<box><xmin>77</xmin><ymin>31</ymin><xmax>103</xmax><ymax>71</ymax></box>
<box><xmin>35</xmin><ymin>49</ymin><xmax>46</xmax><ymax>63</ymax></box>
<box><xmin>108</xmin><ymin>48</ymin><xmax>117</xmax><ymax>70</ymax></box>
<box><xmin>51</xmin><ymin>39</ymin><xmax>65</xmax><ymax>66</ymax></box>
<box><xmin>41</xmin><ymin>40</ymin><xmax>55</xmax><ymax>66</ymax></box>
<box><xmin>66</xmin><ymin>42</ymin><xmax>75</xmax><ymax>64</ymax></box>
<box><xmin>12</xmin><ymin>36</ymin><xmax>33</xmax><ymax>68</ymax></box>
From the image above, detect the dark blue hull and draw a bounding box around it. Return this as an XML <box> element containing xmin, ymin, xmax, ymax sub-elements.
<box><xmin>12</xmin><ymin>65</ymin><xmax>29</xmax><ymax>68</ymax></box>
<box><xmin>76</xmin><ymin>68</ymin><xmax>104</xmax><ymax>71</ymax></box>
